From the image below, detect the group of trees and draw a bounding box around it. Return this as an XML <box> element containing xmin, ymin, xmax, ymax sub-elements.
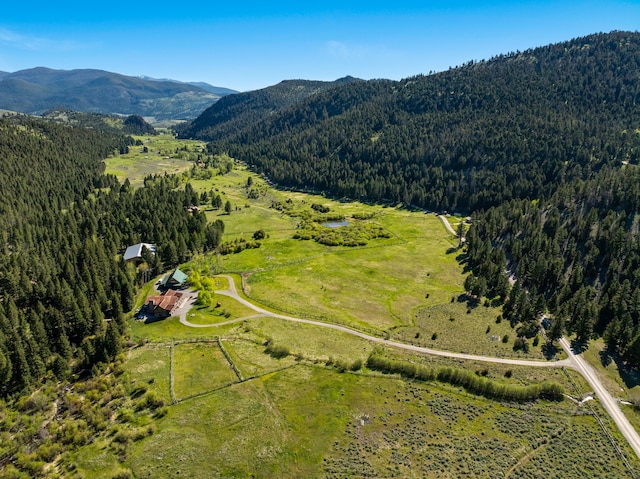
<box><xmin>366</xmin><ymin>354</ymin><xmax>564</xmax><ymax>402</ymax></box>
<box><xmin>0</xmin><ymin>116</ymin><xmax>224</xmax><ymax>397</ymax></box>
<box><xmin>465</xmin><ymin>165</ymin><xmax>640</xmax><ymax>365</ymax></box>
<box><xmin>193</xmin><ymin>32</ymin><xmax>640</xmax><ymax>214</ymax></box>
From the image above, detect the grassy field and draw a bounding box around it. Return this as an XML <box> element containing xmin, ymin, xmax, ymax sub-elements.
<box><xmin>182</xmin><ymin>168</ymin><xmax>548</xmax><ymax>359</ymax></box>
<box><xmin>119</xmin><ymin>359</ymin><xmax>636</xmax><ymax>478</ymax></box>
<box><xmin>104</xmin><ymin>133</ymin><xmax>203</xmax><ymax>186</ymax></box>
<box><xmin>87</xmin><ymin>148</ymin><xmax>640</xmax><ymax>477</ymax></box>
<box><xmin>125</xmin><ymin>345</ymin><xmax>172</xmax><ymax>403</ymax></box>
<box><xmin>173</xmin><ymin>342</ymin><xmax>238</xmax><ymax>399</ymax></box>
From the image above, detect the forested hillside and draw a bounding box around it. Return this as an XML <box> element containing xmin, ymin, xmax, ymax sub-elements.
<box><xmin>0</xmin><ymin>117</ymin><xmax>222</xmax><ymax>397</ymax></box>
<box><xmin>176</xmin><ymin>76</ymin><xmax>362</xmax><ymax>140</ymax></box>
<box><xmin>199</xmin><ymin>31</ymin><xmax>640</xmax><ymax>212</ymax></box>
<box><xmin>465</xmin><ymin>165</ymin><xmax>640</xmax><ymax>364</ymax></box>
<box><xmin>183</xmin><ymin>30</ymin><xmax>640</xmax><ymax>363</ymax></box>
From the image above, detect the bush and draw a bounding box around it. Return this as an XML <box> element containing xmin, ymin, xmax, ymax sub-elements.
<box><xmin>265</xmin><ymin>342</ymin><xmax>290</xmax><ymax>359</ymax></box>
<box><xmin>111</xmin><ymin>468</ymin><xmax>134</xmax><ymax>479</ymax></box>
<box><xmin>334</xmin><ymin>360</ymin><xmax>350</xmax><ymax>373</ymax></box>
<box><xmin>502</xmin><ymin>334</ymin><xmax>509</xmax><ymax>343</ymax></box>
<box><xmin>350</xmin><ymin>359</ymin><xmax>363</xmax><ymax>371</ymax></box>
<box><xmin>513</xmin><ymin>337</ymin><xmax>530</xmax><ymax>353</ymax></box>
<box><xmin>142</xmin><ymin>391</ymin><xmax>165</xmax><ymax>410</ymax></box>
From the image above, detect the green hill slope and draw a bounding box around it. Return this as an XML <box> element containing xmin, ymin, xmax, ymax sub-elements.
<box><xmin>177</xmin><ymin>76</ymin><xmax>362</xmax><ymax>140</ymax></box>
<box><xmin>195</xmin><ymin>31</ymin><xmax>640</xmax><ymax>212</ymax></box>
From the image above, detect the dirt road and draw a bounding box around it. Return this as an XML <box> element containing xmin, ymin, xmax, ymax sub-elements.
<box><xmin>176</xmin><ymin>275</ymin><xmax>640</xmax><ymax>462</ymax></box>
<box><xmin>438</xmin><ymin>214</ymin><xmax>458</xmax><ymax>236</ymax></box>
<box><xmin>559</xmin><ymin>337</ymin><xmax>640</xmax><ymax>460</ymax></box>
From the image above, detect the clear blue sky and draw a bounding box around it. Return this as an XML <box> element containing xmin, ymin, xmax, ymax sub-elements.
<box><xmin>1</xmin><ymin>1</ymin><xmax>639</xmax><ymax>92</ymax></box>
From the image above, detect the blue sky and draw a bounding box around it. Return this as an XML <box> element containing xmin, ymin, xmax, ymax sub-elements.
<box><xmin>1</xmin><ymin>1</ymin><xmax>639</xmax><ymax>91</ymax></box>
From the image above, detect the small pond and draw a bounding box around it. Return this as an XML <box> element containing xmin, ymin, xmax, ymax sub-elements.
<box><xmin>322</xmin><ymin>220</ymin><xmax>352</xmax><ymax>228</ymax></box>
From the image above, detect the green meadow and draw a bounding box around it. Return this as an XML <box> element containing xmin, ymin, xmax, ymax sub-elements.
<box><xmin>104</xmin><ymin>133</ymin><xmax>203</xmax><ymax>186</ymax></box>
<box><xmin>74</xmin><ymin>147</ymin><xmax>640</xmax><ymax>478</ymax></box>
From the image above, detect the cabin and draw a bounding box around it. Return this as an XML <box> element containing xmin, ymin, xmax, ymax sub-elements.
<box><xmin>123</xmin><ymin>243</ymin><xmax>156</xmax><ymax>263</ymax></box>
<box><xmin>160</xmin><ymin>267</ymin><xmax>188</xmax><ymax>289</ymax></box>
<box><xmin>144</xmin><ymin>290</ymin><xmax>183</xmax><ymax>318</ymax></box>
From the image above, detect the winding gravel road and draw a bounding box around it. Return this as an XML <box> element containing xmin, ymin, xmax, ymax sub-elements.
<box><xmin>177</xmin><ymin>275</ymin><xmax>640</xmax><ymax>462</ymax></box>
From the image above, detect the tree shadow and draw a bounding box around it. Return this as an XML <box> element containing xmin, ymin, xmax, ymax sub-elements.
<box><xmin>457</xmin><ymin>293</ymin><xmax>480</xmax><ymax>309</ymax></box>
<box><xmin>599</xmin><ymin>346</ymin><xmax>640</xmax><ymax>389</ymax></box>
<box><xmin>569</xmin><ymin>338</ymin><xmax>589</xmax><ymax>354</ymax></box>
<box><xmin>542</xmin><ymin>342</ymin><xmax>560</xmax><ymax>360</ymax></box>
<box><xmin>599</xmin><ymin>347</ymin><xmax>613</xmax><ymax>367</ymax></box>
<box><xmin>144</xmin><ymin>315</ymin><xmax>167</xmax><ymax>324</ymax></box>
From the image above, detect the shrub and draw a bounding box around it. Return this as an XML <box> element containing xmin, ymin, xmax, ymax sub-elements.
<box><xmin>111</xmin><ymin>468</ymin><xmax>134</xmax><ymax>479</ymax></box>
<box><xmin>142</xmin><ymin>391</ymin><xmax>165</xmax><ymax>410</ymax></box>
<box><xmin>334</xmin><ymin>360</ymin><xmax>349</xmax><ymax>373</ymax></box>
<box><xmin>513</xmin><ymin>337</ymin><xmax>530</xmax><ymax>353</ymax></box>
<box><xmin>350</xmin><ymin>359</ymin><xmax>363</xmax><ymax>371</ymax></box>
<box><xmin>265</xmin><ymin>342</ymin><xmax>290</xmax><ymax>359</ymax></box>
<box><xmin>502</xmin><ymin>334</ymin><xmax>509</xmax><ymax>343</ymax></box>
<box><xmin>154</xmin><ymin>406</ymin><xmax>169</xmax><ymax>418</ymax></box>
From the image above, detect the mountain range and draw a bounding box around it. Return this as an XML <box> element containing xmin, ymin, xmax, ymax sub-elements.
<box><xmin>0</xmin><ymin>67</ymin><xmax>237</xmax><ymax>121</ymax></box>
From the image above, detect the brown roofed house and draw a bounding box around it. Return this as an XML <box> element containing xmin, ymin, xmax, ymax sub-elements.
<box><xmin>144</xmin><ymin>290</ymin><xmax>183</xmax><ymax>318</ymax></box>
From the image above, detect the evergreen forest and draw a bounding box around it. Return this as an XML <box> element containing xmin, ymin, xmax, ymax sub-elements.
<box><xmin>0</xmin><ymin>116</ymin><xmax>223</xmax><ymax>398</ymax></box>
<box><xmin>193</xmin><ymin>31</ymin><xmax>640</xmax><ymax>213</ymax></box>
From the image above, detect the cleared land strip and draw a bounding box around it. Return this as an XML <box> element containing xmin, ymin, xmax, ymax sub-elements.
<box><xmin>175</xmin><ymin>274</ymin><xmax>640</xmax><ymax>462</ymax></box>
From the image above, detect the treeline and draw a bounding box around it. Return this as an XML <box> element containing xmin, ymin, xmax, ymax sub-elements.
<box><xmin>0</xmin><ymin>116</ymin><xmax>223</xmax><ymax>397</ymax></box>
<box><xmin>465</xmin><ymin>165</ymin><xmax>640</xmax><ymax>364</ymax></box>
<box><xmin>195</xmin><ymin>31</ymin><xmax>640</xmax><ymax>213</ymax></box>
<box><xmin>366</xmin><ymin>355</ymin><xmax>564</xmax><ymax>402</ymax></box>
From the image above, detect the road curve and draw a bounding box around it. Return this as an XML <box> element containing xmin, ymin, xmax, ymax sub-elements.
<box><xmin>176</xmin><ymin>275</ymin><xmax>640</xmax><ymax>462</ymax></box>
<box><xmin>211</xmin><ymin>275</ymin><xmax>571</xmax><ymax>368</ymax></box>
<box><xmin>559</xmin><ymin>337</ymin><xmax>640</xmax><ymax>460</ymax></box>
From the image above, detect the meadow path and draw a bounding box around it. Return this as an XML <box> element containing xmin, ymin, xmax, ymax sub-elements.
<box><xmin>212</xmin><ymin>275</ymin><xmax>572</xmax><ymax>368</ymax></box>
